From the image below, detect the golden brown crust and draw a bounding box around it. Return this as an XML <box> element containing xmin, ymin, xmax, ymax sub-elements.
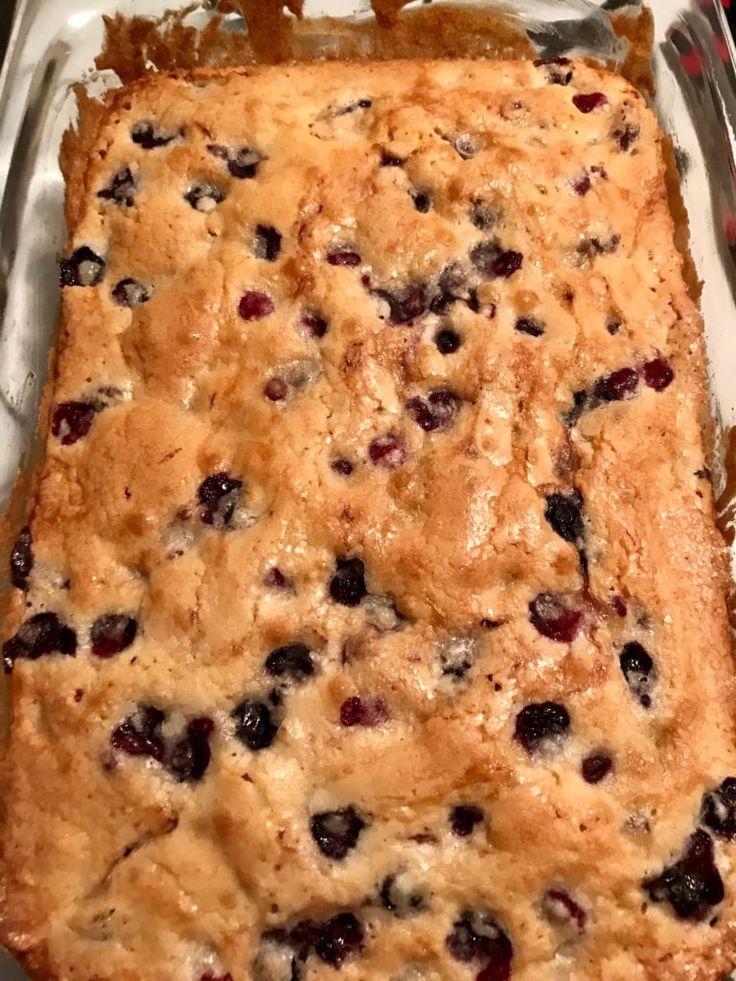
<box><xmin>2</xmin><ymin>59</ymin><xmax>735</xmax><ymax>981</ymax></box>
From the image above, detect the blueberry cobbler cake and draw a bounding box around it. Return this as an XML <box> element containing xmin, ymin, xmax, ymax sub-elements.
<box><xmin>1</xmin><ymin>58</ymin><xmax>735</xmax><ymax>980</ymax></box>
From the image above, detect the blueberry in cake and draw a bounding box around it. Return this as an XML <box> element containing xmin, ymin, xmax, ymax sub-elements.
<box><xmin>1</xmin><ymin>58</ymin><xmax>734</xmax><ymax>980</ymax></box>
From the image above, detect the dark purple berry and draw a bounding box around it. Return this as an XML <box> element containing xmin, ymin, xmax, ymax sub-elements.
<box><xmin>59</xmin><ymin>247</ymin><xmax>105</xmax><ymax>287</ymax></box>
<box><xmin>514</xmin><ymin>701</ymin><xmax>571</xmax><ymax>754</ymax></box>
<box><xmin>263</xmin><ymin>566</ymin><xmax>290</xmax><ymax>590</ymax></box>
<box><xmin>3</xmin><ymin>612</ymin><xmax>77</xmax><ymax>673</ymax></box>
<box><xmin>52</xmin><ymin>401</ymin><xmax>101</xmax><ymax>445</ymax></box>
<box><xmin>544</xmin><ymin>491</ymin><xmax>584</xmax><ymax>545</ymax></box>
<box><xmin>701</xmin><ymin>778</ymin><xmax>736</xmax><ymax>840</ymax></box>
<box><xmin>572</xmin><ymin>173</ymin><xmax>592</xmax><ymax>196</ymax></box>
<box><xmin>329</xmin><ymin>557</ymin><xmax>367</xmax><ymax>607</ymax></box>
<box><xmin>515</xmin><ymin>316</ymin><xmax>545</xmax><ymax>337</ymax></box>
<box><xmin>373</xmin><ymin>284</ymin><xmax>427</xmax><ymax>325</ymax></box>
<box><xmin>406</xmin><ymin>390</ymin><xmax>459</xmax><ymax>433</ymax></box>
<box><xmin>379</xmin><ymin>873</ymin><xmax>426</xmax><ymax>917</ymax></box>
<box><xmin>613</xmin><ymin>123</ymin><xmax>640</xmax><ymax>152</ymax></box>
<box><xmin>470</xmin><ymin>241</ymin><xmax>523</xmax><ymax>280</ymax></box>
<box><xmin>534</xmin><ymin>56</ymin><xmax>573</xmax><ymax>85</ymax></box>
<box><xmin>97</xmin><ymin>166</ymin><xmax>137</xmax><ymax>206</ymax></box>
<box><xmin>197</xmin><ymin>472</ymin><xmax>242</xmax><ymax>528</ymax></box>
<box><xmin>380</xmin><ymin>149</ymin><xmax>404</xmax><ymax>166</ymax></box>
<box><xmin>112</xmin><ymin>278</ymin><xmax>150</xmax><ymax>308</ymax></box>
<box><xmin>313</xmin><ymin>912</ymin><xmax>364</xmax><ymax>966</ymax></box>
<box><xmin>450</xmin><ymin>804</ymin><xmax>484</xmax><ymax>837</ymax></box>
<box><xmin>207</xmin><ymin>144</ymin><xmax>263</xmax><ymax>179</ymax></box>
<box><xmin>435</xmin><ymin>328</ymin><xmax>462</xmax><ymax>354</ymax></box>
<box><xmin>606</xmin><ymin>317</ymin><xmax>622</xmax><ymax>335</ymax></box>
<box><xmin>239</xmin><ymin>290</ymin><xmax>274</xmax><ymax>320</ymax></box>
<box><xmin>529</xmin><ymin>594</ymin><xmax>583</xmax><ymax>643</ymax></box>
<box><xmin>643</xmin><ymin>829</ymin><xmax>724</xmax><ymax>920</ymax></box>
<box><xmin>131</xmin><ymin>120</ymin><xmax>178</xmax><ymax>148</ymax></box>
<box><xmin>469</xmin><ymin>200</ymin><xmax>498</xmax><ymax>230</ymax></box>
<box><xmin>265</xmin><ymin>643</ymin><xmax>314</xmax><ymax>682</ymax></box>
<box><xmin>10</xmin><ymin>526</ymin><xmax>33</xmax><ymax>590</ymax></box>
<box><xmin>446</xmin><ymin>910</ymin><xmax>513</xmax><ymax>978</ymax></box>
<box><xmin>302</xmin><ymin>312</ymin><xmax>328</xmax><ymax>338</ymax></box>
<box><xmin>619</xmin><ymin>641</ymin><xmax>654</xmax><ymax>708</ymax></box>
<box><xmin>438</xmin><ymin>634</ymin><xmax>478</xmax><ymax>681</ymax></box>
<box><xmin>185</xmin><ymin>182</ymin><xmax>226</xmax><ymax>211</ymax></box>
<box><xmin>581</xmin><ymin>750</ymin><xmax>613</xmax><ymax>784</ymax></box>
<box><xmin>611</xmin><ymin>595</ymin><xmax>627</xmax><ymax>617</ymax></box>
<box><xmin>445</xmin><ymin>132</ymin><xmax>481</xmax><ymax>159</ymax></box>
<box><xmin>166</xmin><ymin>716</ymin><xmax>214</xmax><ymax>782</ymax></box>
<box><xmin>411</xmin><ymin>188</ymin><xmax>431</xmax><ymax>213</ymax></box>
<box><xmin>336</xmin><ymin>98</ymin><xmax>372</xmax><ymax>115</ymax></box>
<box><xmin>369</xmin><ymin>433</ymin><xmax>407</xmax><ymax>469</ymax></box>
<box><xmin>563</xmin><ymin>389</ymin><xmax>589</xmax><ymax>427</ymax></box>
<box><xmin>331</xmin><ymin>458</ymin><xmax>353</xmax><ymax>476</ymax></box>
<box><xmin>91</xmin><ymin>614</ymin><xmax>138</xmax><ymax>658</ymax></box>
<box><xmin>642</xmin><ymin>357</ymin><xmax>674</xmax><ymax>392</ymax></box>
<box><xmin>310</xmin><ymin>806</ymin><xmax>366</xmax><ymax>860</ymax></box>
<box><xmin>593</xmin><ymin>367</ymin><xmax>639</xmax><ymax>402</ymax></box>
<box><xmin>578</xmin><ymin>234</ymin><xmax>621</xmax><ymax>259</ymax></box>
<box><xmin>339</xmin><ymin>695</ymin><xmax>388</xmax><ymax>727</ymax></box>
<box><xmin>573</xmin><ymin>92</ymin><xmax>608</xmax><ymax>113</ymax></box>
<box><xmin>232</xmin><ymin>699</ymin><xmax>278</xmax><ymax>750</ymax></box>
<box><xmin>254</xmin><ymin>224</ymin><xmax>282</xmax><ymax>261</ymax></box>
<box><xmin>264</xmin><ymin>378</ymin><xmax>289</xmax><ymax>402</ymax></box>
<box><xmin>541</xmin><ymin>888</ymin><xmax>587</xmax><ymax>933</ymax></box>
<box><xmin>327</xmin><ymin>248</ymin><xmax>361</xmax><ymax>267</ymax></box>
<box><xmin>111</xmin><ymin>705</ymin><xmax>166</xmax><ymax>761</ymax></box>
<box><xmin>200</xmin><ymin>974</ymin><xmax>233</xmax><ymax>981</ymax></box>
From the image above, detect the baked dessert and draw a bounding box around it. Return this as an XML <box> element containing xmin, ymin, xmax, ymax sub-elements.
<box><xmin>1</xmin><ymin>56</ymin><xmax>735</xmax><ymax>981</ymax></box>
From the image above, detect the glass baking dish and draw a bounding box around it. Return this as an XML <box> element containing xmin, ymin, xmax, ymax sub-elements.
<box><xmin>1</xmin><ymin>0</ymin><xmax>736</xmax><ymax>978</ymax></box>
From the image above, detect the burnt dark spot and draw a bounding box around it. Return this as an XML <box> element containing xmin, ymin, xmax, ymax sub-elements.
<box><xmin>619</xmin><ymin>641</ymin><xmax>655</xmax><ymax>708</ymax></box>
<box><xmin>91</xmin><ymin>614</ymin><xmax>138</xmax><ymax>658</ymax></box>
<box><xmin>329</xmin><ymin>557</ymin><xmax>367</xmax><ymax>607</ymax></box>
<box><xmin>197</xmin><ymin>472</ymin><xmax>243</xmax><ymax>528</ymax></box>
<box><xmin>97</xmin><ymin>166</ymin><xmax>137</xmax><ymax>207</ymax></box>
<box><xmin>265</xmin><ymin>643</ymin><xmax>314</xmax><ymax>683</ymax></box>
<box><xmin>450</xmin><ymin>804</ymin><xmax>484</xmax><ymax>837</ymax></box>
<box><xmin>112</xmin><ymin>278</ymin><xmax>150</xmax><ymax>308</ymax></box>
<box><xmin>232</xmin><ymin>699</ymin><xmax>278</xmax><ymax>751</ymax></box>
<box><xmin>514</xmin><ymin>701</ymin><xmax>571</xmax><ymax>755</ymax></box>
<box><xmin>310</xmin><ymin>806</ymin><xmax>366</xmax><ymax>860</ymax></box>
<box><xmin>3</xmin><ymin>612</ymin><xmax>77</xmax><ymax>673</ymax></box>
<box><xmin>702</xmin><ymin>778</ymin><xmax>736</xmax><ymax>840</ymax></box>
<box><xmin>60</xmin><ymin>247</ymin><xmax>105</xmax><ymax>287</ymax></box>
<box><xmin>131</xmin><ymin>120</ymin><xmax>179</xmax><ymax>149</ymax></box>
<box><xmin>254</xmin><ymin>224</ymin><xmax>282</xmax><ymax>261</ymax></box>
<box><xmin>643</xmin><ymin>829</ymin><xmax>724</xmax><ymax>920</ymax></box>
<box><xmin>166</xmin><ymin>716</ymin><xmax>214</xmax><ymax>782</ymax></box>
<box><xmin>110</xmin><ymin>705</ymin><xmax>166</xmax><ymax>761</ymax></box>
<box><xmin>406</xmin><ymin>390</ymin><xmax>459</xmax><ymax>432</ymax></box>
<box><xmin>10</xmin><ymin>526</ymin><xmax>33</xmax><ymax>590</ymax></box>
